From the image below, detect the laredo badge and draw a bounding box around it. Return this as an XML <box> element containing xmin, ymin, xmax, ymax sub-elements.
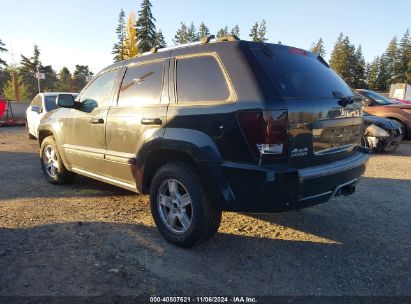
<box><xmin>291</xmin><ymin>147</ymin><xmax>308</xmax><ymax>157</ymax></box>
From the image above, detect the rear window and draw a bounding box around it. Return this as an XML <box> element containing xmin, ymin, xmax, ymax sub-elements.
<box><xmin>45</xmin><ymin>96</ymin><xmax>57</xmax><ymax>111</ymax></box>
<box><xmin>251</xmin><ymin>45</ymin><xmax>353</xmax><ymax>99</ymax></box>
<box><xmin>176</xmin><ymin>55</ymin><xmax>230</xmax><ymax>103</ymax></box>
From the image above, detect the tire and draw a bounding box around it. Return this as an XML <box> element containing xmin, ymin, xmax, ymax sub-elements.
<box><xmin>382</xmin><ymin>141</ymin><xmax>400</xmax><ymax>153</ymax></box>
<box><xmin>393</xmin><ymin>120</ymin><xmax>406</xmax><ymax>139</ymax></box>
<box><xmin>150</xmin><ymin>162</ymin><xmax>222</xmax><ymax>247</ymax></box>
<box><xmin>40</xmin><ymin>136</ymin><xmax>75</xmax><ymax>184</ymax></box>
<box><xmin>26</xmin><ymin>121</ymin><xmax>36</xmax><ymax>140</ymax></box>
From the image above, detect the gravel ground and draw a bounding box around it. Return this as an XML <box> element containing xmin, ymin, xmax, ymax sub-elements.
<box><xmin>0</xmin><ymin>127</ymin><xmax>410</xmax><ymax>297</ymax></box>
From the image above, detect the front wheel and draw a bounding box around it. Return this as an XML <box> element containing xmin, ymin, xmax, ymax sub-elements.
<box><xmin>150</xmin><ymin>162</ymin><xmax>222</xmax><ymax>247</ymax></box>
<box><xmin>40</xmin><ymin>136</ymin><xmax>75</xmax><ymax>184</ymax></box>
<box><xmin>26</xmin><ymin>121</ymin><xmax>36</xmax><ymax>139</ymax></box>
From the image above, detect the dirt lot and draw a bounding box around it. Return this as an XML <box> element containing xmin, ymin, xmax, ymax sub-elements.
<box><xmin>0</xmin><ymin>127</ymin><xmax>410</xmax><ymax>297</ymax></box>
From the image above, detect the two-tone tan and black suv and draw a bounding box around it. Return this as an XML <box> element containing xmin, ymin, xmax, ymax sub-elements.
<box><xmin>38</xmin><ymin>36</ymin><xmax>369</xmax><ymax>247</ymax></box>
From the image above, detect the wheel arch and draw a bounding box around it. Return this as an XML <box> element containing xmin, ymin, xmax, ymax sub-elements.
<box><xmin>386</xmin><ymin>116</ymin><xmax>407</xmax><ymax>136</ymax></box>
<box><xmin>141</xmin><ymin>149</ymin><xmax>199</xmax><ymax>194</ymax></box>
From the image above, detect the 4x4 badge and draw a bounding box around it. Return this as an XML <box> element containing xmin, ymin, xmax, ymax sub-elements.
<box><xmin>291</xmin><ymin>147</ymin><xmax>308</xmax><ymax>157</ymax></box>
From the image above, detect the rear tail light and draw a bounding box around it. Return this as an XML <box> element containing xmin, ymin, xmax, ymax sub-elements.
<box><xmin>236</xmin><ymin>110</ymin><xmax>288</xmax><ymax>159</ymax></box>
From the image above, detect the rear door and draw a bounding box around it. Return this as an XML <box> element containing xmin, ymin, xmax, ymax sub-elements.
<box><xmin>105</xmin><ymin>57</ymin><xmax>169</xmax><ymax>188</ymax></box>
<box><xmin>251</xmin><ymin>44</ymin><xmax>362</xmax><ymax>167</ymax></box>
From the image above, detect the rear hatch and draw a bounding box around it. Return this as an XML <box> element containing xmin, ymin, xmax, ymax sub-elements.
<box><xmin>248</xmin><ymin>43</ymin><xmax>363</xmax><ymax>167</ymax></box>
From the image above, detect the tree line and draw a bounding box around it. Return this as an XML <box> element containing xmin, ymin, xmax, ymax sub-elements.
<box><xmin>310</xmin><ymin>30</ymin><xmax>411</xmax><ymax>90</ymax></box>
<box><xmin>0</xmin><ymin>43</ymin><xmax>93</xmax><ymax>101</ymax></box>
<box><xmin>113</xmin><ymin>0</ymin><xmax>411</xmax><ymax>91</ymax></box>
<box><xmin>1</xmin><ymin>0</ymin><xmax>410</xmax><ymax>101</ymax></box>
<box><xmin>111</xmin><ymin>0</ymin><xmax>269</xmax><ymax>61</ymax></box>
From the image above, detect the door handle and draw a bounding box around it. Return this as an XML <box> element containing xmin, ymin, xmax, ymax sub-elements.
<box><xmin>141</xmin><ymin>118</ymin><xmax>162</xmax><ymax>125</ymax></box>
<box><xmin>90</xmin><ymin>118</ymin><xmax>104</xmax><ymax>124</ymax></box>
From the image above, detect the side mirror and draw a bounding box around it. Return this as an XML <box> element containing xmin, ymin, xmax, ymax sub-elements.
<box><xmin>57</xmin><ymin>94</ymin><xmax>75</xmax><ymax>108</ymax></box>
<box><xmin>362</xmin><ymin>99</ymin><xmax>373</xmax><ymax>106</ymax></box>
<box><xmin>31</xmin><ymin>106</ymin><xmax>41</xmax><ymax>113</ymax></box>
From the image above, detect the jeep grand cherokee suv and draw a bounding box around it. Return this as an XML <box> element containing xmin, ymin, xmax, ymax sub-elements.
<box><xmin>38</xmin><ymin>36</ymin><xmax>369</xmax><ymax>247</ymax></box>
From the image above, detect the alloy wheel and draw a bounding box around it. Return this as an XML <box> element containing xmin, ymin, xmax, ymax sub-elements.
<box><xmin>157</xmin><ymin>178</ymin><xmax>193</xmax><ymax>234</ymax></box>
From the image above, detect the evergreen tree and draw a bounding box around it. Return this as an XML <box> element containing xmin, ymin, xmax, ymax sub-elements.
<box><xmin>365</xmin><ymin>57</ymin><xmax>379</xmax><ymax>90</ymax></box>
<box><xmin>173</xmin><ymin>23</ymin><xmax>188</xmax><ymax>45</ymax></box>
<box><xmin>376</xmin><ymin>56</ymin><xmax>389</xmax><ymax>91</ymax></box>
<box><xmin>19</xmin><ymin>45</ymin><xmax>54</xmax><ymax>98</ymax></box>
<box><xmin>384</xmin><ymin>36</ymin><xmax>399</xmax><ymax>84</ymax></box>
<box><xmin>310</xmin><ymin>38</ymin><xmax>326</xmax><ymax>57</ymax></box>
<box><xmin>406</xmin><ymin>59</ymin><xmax>411</xmax><ymax>83</ymax></box>
<box><xmin>124</xmin><ymin>11</ymin><xmax>139</xmax><ymax>58</ymax></box>
<box><xmin>257</xmin><ymin>19</ymin><xmax>268</xmax><ymax>42</ymax></box>
<box><xmin>187</xmin><ymin>22</ymin><xmax>198</xmax><ymax>42</ymax></box>
<box><xmin>54</xmin><ymin>67</ymin><xmax>72</xmax><ymax>92</ymax></box>
<box><xmin>0</xmin><ymin>39</ymin><xmax>7</xmax><ymax>66</ymax></box>
<box><xmin>397</xmin><ymin>29</ymin><xmax>411</xmax><ymax>83</ymax></box>
<box><xmin>154</xmin><ymin>30</ymin><xmax>167</xmax><ymax>48</ymax></box>
<box><xmin>0</xmin><ymin>67</ymin><xmax>10</xmax><ymax>96</ymax></box>
<box><xmin>329</xmin><ymin>33</ymin><xmax>357</xmax><ymax>87</ymax></box>
<box><xmin>112</xmin><ymin>9</ymin><xmax>126</xmax><ymax>62</ymax></box>
<box><xmin>353</xmin><ymin>45</ymin><xmax>366</xmax><ymax>88</ymax></box>
<box><xmin>216</xmin><ymin>26</ymin><xmax>229</xmax><ymax>38</ymax></box>
<box><xmin>250</xmin><ymin>20</ymin><xmax>268</xmax><ymax>42</ymax></box>
<box><xmin>198</xmin><ymin>22</ymin><xmax>210</xmax><ymax>38</ymax></box>
<box><xmin>231</xmin><ymin>25</ymin><xmax>240</xmax><ymax>37</ymax></box>
<box><xmin>249</xmin><ymin>22</ymin><xmax>259</xmax><ymax>41</ymax></box>
<box><xmin>72</xmin><ymin>65</ymin><xmax>93</xmax><ymax>92</ymax></box>
<box><xmin>136</xmin><ymin>0</ymin><xmax>157</xmax><ymax>53</ymax></box>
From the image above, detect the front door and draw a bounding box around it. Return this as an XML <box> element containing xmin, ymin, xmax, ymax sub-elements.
<box><xmin>62</xmin><ymin>69</ymin><xmax>119</xmax><ymax>175</ymax></box>
<box><xmin>105</xmin><ymin>57</ymin><xmax>169</xmax><ymax>190</ymax></box>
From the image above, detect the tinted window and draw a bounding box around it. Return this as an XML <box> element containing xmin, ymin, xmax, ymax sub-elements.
<box><xmin>361</xmin><ymin>90</ymin><xmax>392</xmax><ymax>105</ymax></box>
<box><xmin>176</xmin><ymin>56</ymin><xmax>230</xmax><ymax>102</ymax></box>
<box><xmin>79</xmin><ymin>70</ymin><xmax>117</xmax><ymax>112</ymax></box>
<box><xmin>251</xmin><ymin>45</ymin><xmax>353</xmax><ymax>99</ymax></box>
<box><xmin>44</xmin><ymin>96</ymin><xmax>57</xmax><ymax>111</ymax></box>
<box><xmin>31</xmin><ymin>95</ymin><xmax>42</xmax><ymax>107</ymax></box>
<box><xmin>118</xmin><ymin>62</ymin><xmax>163</xmax><ymax>106</ymax></box>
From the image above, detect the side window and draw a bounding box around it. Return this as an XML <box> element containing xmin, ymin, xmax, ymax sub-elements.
<box><xmin>118</xmin><ymin>61</ymin><xmax>163</xmax><ymax>106</ymax></box>
<box><xmin>31</xmin><ymin>95</ymin><xmax>41</xmax><ymax>107</ymax></box>
<box><xmin>176</xmin><ymin>55</ymin><xmax>230</xmax><ymax>103</ymax></box>
<box><xmin>79</xmin><ymin>69</ymin><xmax>118</xmax><ymax>112</ymax></box>
<box><xmin>44</xmin><ymin>96</ymin><xmax>58</xmax><ymax>111</ymax></box>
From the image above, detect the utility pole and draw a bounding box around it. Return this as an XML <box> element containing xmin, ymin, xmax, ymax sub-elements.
<box><xmin>36</xmin><ymin>67</ymin><xmax>41</xmax><ymax>93</ymax></box>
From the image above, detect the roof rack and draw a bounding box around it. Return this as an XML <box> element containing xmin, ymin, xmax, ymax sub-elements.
<box><xmin>146</xmin><ymin>35</ymin><xmax>241</xmax><ymax>55</ymax></box>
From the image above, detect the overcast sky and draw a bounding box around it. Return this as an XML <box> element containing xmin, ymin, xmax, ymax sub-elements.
<box><xmin>1</xmin><ymin>0</ymin><xmax>410</xmax><ymax>74</ymax></box>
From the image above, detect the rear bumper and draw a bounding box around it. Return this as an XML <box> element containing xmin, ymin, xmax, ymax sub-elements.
<box><xmin>201</xmin><ymin>150</ymin><xmax>369</xmax><ymax>213</ymax></box>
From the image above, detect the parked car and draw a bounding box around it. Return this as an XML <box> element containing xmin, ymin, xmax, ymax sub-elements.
<box><xmin>362</xmin><ymin>113</ymin><xmax>402</xmax><ymax>152</ymax></box>
<box><xmin>26</xmin><ymin>92</ymin><xmax>78</xmax><ymax>139</ymax></box>
<box><xmin>38</xmin><ymin>37</ymin><xmax>369</xmax><ymax>247</ymax></box>
<box><xmin>356</xmin><ymin>89</ymin><xmax>411</xmax><ymax>138</ymax></box>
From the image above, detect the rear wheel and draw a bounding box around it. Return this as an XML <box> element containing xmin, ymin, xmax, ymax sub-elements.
<box><xmin>150</xmin><ymin>162</ymin><xmax>222</xmax><ymax>247</ymax></box>
<box><xmin>40</xmin><ymin>136</ymin><xmax>75</xmax><ymax>184</ymax></box>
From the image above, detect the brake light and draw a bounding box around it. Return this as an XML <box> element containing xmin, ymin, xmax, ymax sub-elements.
<box><xmin>236</xmin><ymin>110</ymin><xmax>288</xmax><ymax>159</ymax></box>
<box><xmin>289</xmin><ymin>47</ymin><xmax>307</xmax><ymax>56</ymax></box>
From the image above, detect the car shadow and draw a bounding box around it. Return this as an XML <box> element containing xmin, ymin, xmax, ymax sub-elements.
<box><xmin>0</xmin><ymin>151</ymin><xmax>135</xmax><ymax>200</ymax></box>
<box><xmin>1</xmin><ymin>174</ymin><xmax>410</xmax><ymax>297</ymax></box>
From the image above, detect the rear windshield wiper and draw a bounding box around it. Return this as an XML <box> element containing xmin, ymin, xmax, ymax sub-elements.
<box><xmin>333</xmin><ymin>91</ymin><xmax>362</xmax><ymax>107</ymax></box>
